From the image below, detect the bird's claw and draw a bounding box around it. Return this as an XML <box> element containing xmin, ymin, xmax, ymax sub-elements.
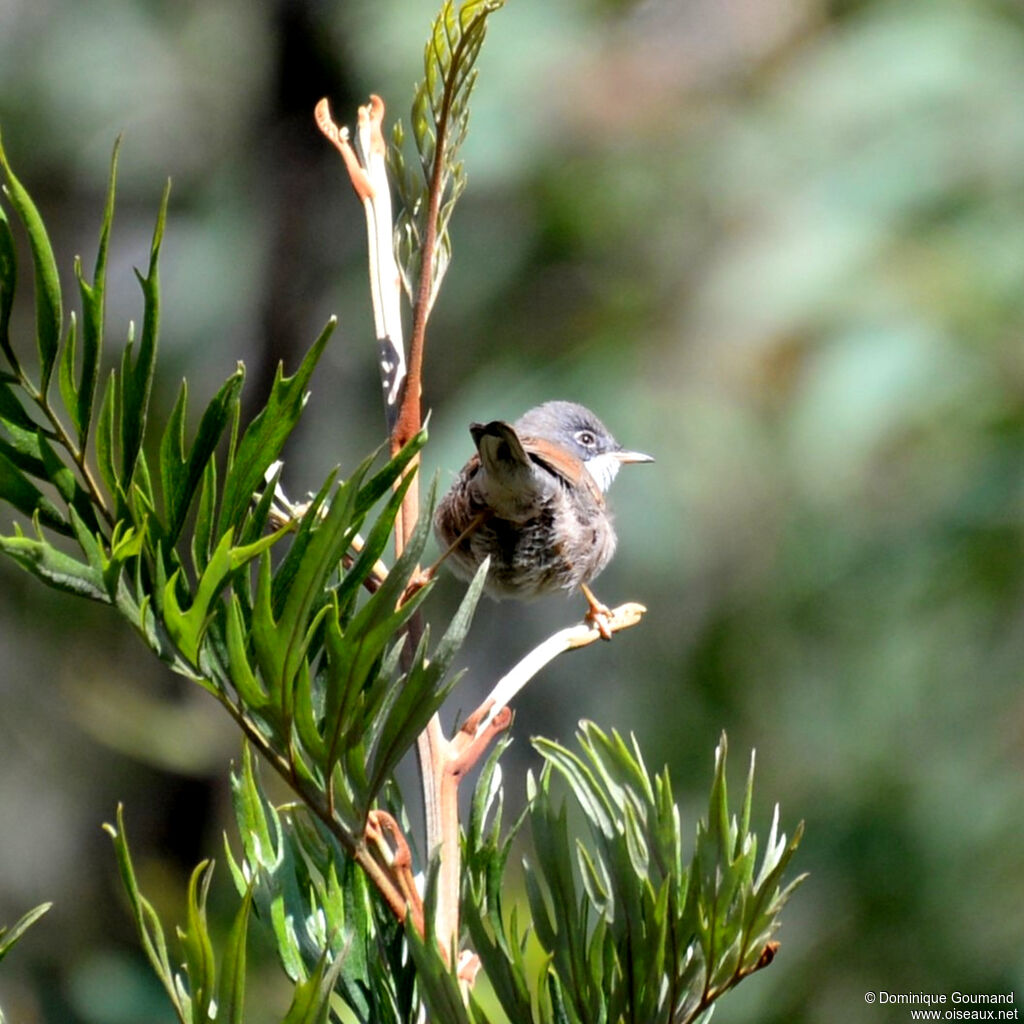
<box><xmin>581</xmin><ymin>583</ymin><xmax>615</xmax><ymax>641</ymax></box>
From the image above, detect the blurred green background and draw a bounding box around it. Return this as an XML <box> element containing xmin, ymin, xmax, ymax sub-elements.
<box><xmin>1</xmin><ymin>0</ymin><xmax>1022</xmax><ymax>1020</ymax></box>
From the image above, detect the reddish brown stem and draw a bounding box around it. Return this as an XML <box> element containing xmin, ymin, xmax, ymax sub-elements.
<box><xmin>390</xmin><ymin>28</ymin><xmax>467</xmax><ymax>556</ymax></box>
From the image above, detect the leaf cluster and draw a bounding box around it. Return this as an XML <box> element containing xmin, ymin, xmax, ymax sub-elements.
<box><xmin>451</xmin><ymin>724</ymin><xmax>805</xmax><ymax>1024</ymax></box>
<box><xmin>388</xmin><ymin>0</ymin><xmax>506</xmax><ymax>310</ymax></box>
<box><xmin>107</xmin><ymin>804</ymin><xmax>359</xmax><ymax>1024</ymax></box>
<box><xmin>0</xmin><ymin>130</ymin><xmax>501</xmax><ymax>1020</ymax></box>
<box><xmin>225</xmin><ymin>746</ymin><xmax>425</xmax><ymax>1023</ymax></box>
<box><xmin>0</xmin><ymin>135</ymin><xmax>487</xmax><ymax>846</ymax></box>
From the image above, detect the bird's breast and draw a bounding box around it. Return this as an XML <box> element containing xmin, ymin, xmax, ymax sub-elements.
<box><xmin>434</xmin><ymin>465</ymin><xmax>617</xmax><ymax>599</ymax></box>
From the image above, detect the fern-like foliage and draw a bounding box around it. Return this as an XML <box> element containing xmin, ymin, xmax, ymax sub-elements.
<box><xmin>226</xmin><ymin>746</ymin><xmax>425</xmax><ymax>1024</ymax></box>
<box><xmin>106</xmin><ymin>805</ymin><xmax>352</xmax><ymax>1024</ymax></box>
<box><xmin>388</xmin><ymin>0</ymin><xmax>506</xmax><ymax>312</ymax></box>
<box><xmin>459</xmin><ymin>725</ymin><xmax>805</xmax><ymax>1024</ymax></box>
<box><xmin>0</xmin><ymin>131</ymin><xmax>483</xmax><ymax>876</ymax></box>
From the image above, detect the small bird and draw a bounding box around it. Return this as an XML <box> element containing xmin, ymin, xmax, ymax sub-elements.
<box><xmin>434</xmin><ymin>401</ymin><xmax>653</xmax><ymax>635</ymax></box>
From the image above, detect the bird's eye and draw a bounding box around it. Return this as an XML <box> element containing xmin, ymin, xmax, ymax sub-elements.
<box><xmin>575</xmin><ymin>429</ymin><xmax>597</xmax><ymax>447</ymax></box>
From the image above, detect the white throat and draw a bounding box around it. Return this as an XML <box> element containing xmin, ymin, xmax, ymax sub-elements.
<box><xmin>584</xmin><ymin>452</ymin><xmax>621</xmax><ymax>493</ymax></box>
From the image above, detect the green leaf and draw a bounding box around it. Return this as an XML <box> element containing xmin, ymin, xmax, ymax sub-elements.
<box><xmin>228</xmin><ymin>747</ymin><xmax>310</xmax><ymax>983</ymax></box>
<box><xmin>352</xmin><ymin>428</ymin><xmax>428</xmax><ymax>520</ymax></box>
<box><xmin>0</xmin><ymin>381</ymin><xmax>36</xmax><ymax>433</ymax></box>
<box><xmin>0</xmin><ymin>414</ymin><xmax>48</xmax><ymax>482</ymax></box>
<box><xmin>36</xmin><ymin>429</ymin><xmax>99</xmax><ymax>532</ymax></box>
<box><xmin>120</xmin><ymin>180</ymin><xmax>169</xmax><ymax>486</ymax></box>
<box><xmin>158</xmin><ymin>379</ymin><xmax>188</xmax><ymax>523</ymax></box>
<box><xmin>160</xmin><ymin>366</ymin><xmax>244</xmax><ymax>543</ymax></box>
<box><xmin>280</xmin><ymin>949</ymin><xmax>346</xmax><ymax>1024</ymax></box>
<box><xmin>191</xmin><ymin>453</ymin><xmax>219</xmax><ymax>574</ymax></box>
<box><xmin>316</xmin><ymin>467</ymin><xmax>417</xmax><ymax>718</ymax></box>
<box><xmin>163</xmin><ymin>525</ymin><xmax>287</xmax><ymax>665</ymax></box>
<box><xmin>251</xmin><ymin>453</ymin><xmax>391</xmax><ymax>733</ymax></box>
<box><xmin>329</xmin><ymin>442</ymin><xmax>422</xmax><ymax>619</ymax></box>
<box><xmin>178</xmin><ymin>860</ymin><xmax>217</xmax><ymax>1020</ymax></box>
<box><xmin>0</xmin><ymin>132</ymin><xmax>63</xmax><ymax>395</ymax></box>
<box><xmin>267</xmin><ymin>467</ymin><xmax>343</xmax><ymax>617</ymax></box>
<box><xmin>0</xmin><ymin>203</ymin><xmax>17</xmax><ymax>369</ymax></box>
<box><xmin>361</xmin><ymin>541</ymin><xmax>487</xmax><ymax>810</ymax></box>
<box><xmin>224</xmin><ymin>594</ymin><xmax>270</xmax><ymax>712</ymax></box>
<box><xmin>0</xmin><ymin>529</ymin><xmax>109</xmax><ymax>601</ymax></box>
<box><xmin>0</xmin><ymin>451</ymin><xmax>69</xmax><ymax>534</ymax></box>
<box><xmin>218</xmin><ymin>318</ymin><xmax>334</xmax><ymax>538</ymax></box>
<box><xmin>103</xmin><ymin>805</ymin><xmax>187</xmax><ymax>1020</ymax></box>
<box><xmin>57</xmin><ymin>311</ymin><xmax>79</xmax><ymax>436</ymax></box>
<box><xmin>216</xmin><ymin>885</ymin><xmax>253</xmax><ymax>1024</ymax></box>
<box><xmin>95</xmin><ymin>368</ymin><xmax>118</xmax><ymax>496</ymax></box>
<box><xmin>404</xmin><ymin>881</ymin><xmax>472</xmax><ymax>1024</ymax></box>
<box><xmin>0</xmin><ymin>902</ymin><xmax>51</xmax><ymax>964</ymax></box>
<box><xmin>71</xmin><ymin>136</ymin><xmax>118</xmax><ymax>447</ymax></box>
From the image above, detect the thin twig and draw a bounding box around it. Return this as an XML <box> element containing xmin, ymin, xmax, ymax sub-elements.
<box><xmin>471</xmin><ymin>603</ymin><xmax>648</xmax><ymax>737</ymax></box>
<box><xmin>218</xmin><ymin>689</ymin><xmax>419</xmax><ymax>927</ymax></box>
<box><xmin>27</xmin><ymin>380</ymin><xmax>114</xmax><ymax>528</ymax></box>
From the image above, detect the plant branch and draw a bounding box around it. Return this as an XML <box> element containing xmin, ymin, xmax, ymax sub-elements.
<box><xmin>35</xmin><ymin>388</ymin><xmax>114</xmax><ymax>527</ymax></box>
<box><xmin>314</xmin><ymin>97</ymin><xmax>406</xmax><ymax>437</ymax></box>
<box><xmin>217</xmin><ymin>687</ymin><xmax>422</xmax><ymax>930</ymax></box>
<box><xmin>469</xmin><ymin>602</ymin><xmax>648</xmax><ymax>738</ymax></box>
<box><xmin>315</xmin><ymin>0</ymin><xmax>505</xmax><ymax>969</ymax></box>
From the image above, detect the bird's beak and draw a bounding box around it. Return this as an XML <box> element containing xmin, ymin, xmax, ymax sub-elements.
<box><xmin>615</xmin><ymin>449</ymin><xmax>655</xmax><ymax>465</ymax></box>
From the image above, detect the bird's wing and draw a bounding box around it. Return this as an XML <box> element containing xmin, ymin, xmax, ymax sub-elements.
<box><xmin>470</xmin><ymin>420</ymin><xmax>532</xmax><ymax>477</ymax></box>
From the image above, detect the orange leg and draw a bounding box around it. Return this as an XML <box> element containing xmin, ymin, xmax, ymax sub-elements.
<box><xmin>580</xmin><ymin>582</ymin><xmax>614</xmax><ymax>641</ymax></box>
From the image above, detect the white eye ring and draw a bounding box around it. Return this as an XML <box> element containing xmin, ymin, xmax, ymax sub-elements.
<box><xmin>575</xmin><ymin>429</ymin><xmax>597</xmax><ymax>447</ymax></box>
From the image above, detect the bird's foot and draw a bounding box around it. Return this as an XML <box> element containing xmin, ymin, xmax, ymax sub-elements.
<box><xmin>581</xmin><ymin>583</ymin><xmax>615</xmax><ymax>641</ymax></box>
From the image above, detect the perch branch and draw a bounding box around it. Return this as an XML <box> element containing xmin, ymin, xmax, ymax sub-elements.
<box><xmin>471</xmin><ymin>603</ymin><xmax>648</xmax><ymax>737</ymax></box>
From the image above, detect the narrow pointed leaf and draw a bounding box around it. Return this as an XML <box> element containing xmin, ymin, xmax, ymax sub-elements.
<box><xmin>158</xmin><ymin>379</ymin><xmax>188</xmax><ymax>525</ymax></box>
<box><xmin>72</xmin><ymin>137</ymin><xmax>118</xmax><ymax>446</ymax></box>
<box><xmin>0</xmin><ymin>203</ymin><xmax>17</xmax><ymax>367</ymax></box>
<box><xmin>351</xmin><ymin>427</ymin><xmax>427</xmax><ymax>519</ymax></box>
<box><xmin>225</xmin><ymin>594</ymin><xmax>270</xmax><ymax>711</ymax></box>
<box><xmin>164</xmin><ymin>366</ymin><xmax>244</xmax><ymax>542</ymax></box>
<box><xmin>256</xmin><ymin>467</ymin><xmax>363</xmax><ymax>701</ymax></box>
<box><xmin>96</xmin><ymin>368</ymin><xmax>118</xmax><ymax>496</ymax></box>
<box><xmin>191</xmin><ymin>454</ymin><xmax>218</xmax><ymax>574</ymax></box>
<box><xmin>0</xmin><ymin>134</ymin><xmax>62</xmax><ymax>394</ymax></box>
<box><xmin>0</xmin><ymin>381</ymin><xmax>36</xmax><ymax>433</ymax></box>
<box><xmin>0</xmin><ymin>902</ymin><xmax>51</xmax><ymax>963</ymax></box>
<box><xmin>120</xmin><ymin>181</ymin><xmax>168</xmax><ymax>484</ymax></box>
<box><xmin>280</xmin><ymin>950</ymin><xmax>346</xmax><ymax>1024</ymax></box>
<box><xmin>179</xmin><ymin>860</ymin><xmax>217</xmax><ymax>1019</ymax></box>
<box><xmin>218</xmin><ymin>319</ymin><xmax>334</xmax><ymax>537</ymax></box>
<box><xmin>0</xmin><ymin>414</ymin><xmax>47</xmax><ymax>478</ymax></box>
<box><xmin>103</xmin><ymin>806</ymin><xmax>185</xmax><ymax>1017</ymax></box>
<box><xmin>0</xmin><ymin>451</ymin><xmax>69</xmax><ymax>534</ymax></box>
<box><xmin>37</xmin><ymin>429</ymin><xmax>99</xmax><ymax>532</ymax></box>
<box><xmin>163</xmin><ymin>525</ymin><xmax>286</xmax><ymax>664</ymax></box>
<box><xmin>58</xmin><ymin>312</ymin><xmax>79</xmax><ymax>432</ymax></box>
<box><xmin>217</xmin><ymin>885</ymin><xmax>253</xmax><ymax>1024</ymax></box>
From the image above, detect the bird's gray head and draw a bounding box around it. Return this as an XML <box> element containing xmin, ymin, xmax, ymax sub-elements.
<box><xmin>514</xmin><ymin>401</ymin><xmax>653</xmax><ymax>492</ymax></box>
